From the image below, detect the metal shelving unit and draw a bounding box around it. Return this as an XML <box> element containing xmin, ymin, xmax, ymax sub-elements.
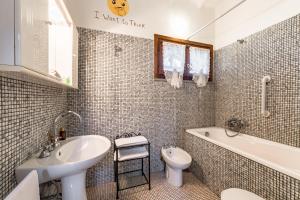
<box><xmin>114</xmin><ymin>133</ymin><xmax>151</xmax><ymax>199</ymax></box>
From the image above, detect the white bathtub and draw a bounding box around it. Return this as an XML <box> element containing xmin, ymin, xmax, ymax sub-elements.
<box><xmin>186</xmin><ymin>127</ymin><xmax>300</xmax><ymax>180</ymax></box>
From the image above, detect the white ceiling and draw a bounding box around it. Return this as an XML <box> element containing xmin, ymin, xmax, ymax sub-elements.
<box><xmin>188</xmin><ymin>0</ymin><xmax>223</xmax><ymax>8</ymax></box>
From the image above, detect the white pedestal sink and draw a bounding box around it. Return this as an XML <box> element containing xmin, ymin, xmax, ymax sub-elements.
<box><xmin>15</xmin><ymin>135</ymin><xmax>111</xmax><ymax>200</ymax></box>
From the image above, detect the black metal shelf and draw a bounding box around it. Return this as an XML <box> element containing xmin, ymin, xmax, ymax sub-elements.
<box><xmin>114</xmin><ymin>132</ymin><xmax>151</xmax><ymax>199</ymax></box>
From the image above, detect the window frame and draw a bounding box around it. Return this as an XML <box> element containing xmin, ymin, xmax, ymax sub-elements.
<box><xmin>154</xmin><ymin>34</ymin><xmax>213</xmax><ymax>81</ymax></box>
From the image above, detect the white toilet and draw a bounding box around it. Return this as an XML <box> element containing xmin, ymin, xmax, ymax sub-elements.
<box><xmin>161</xmin><ymin>147</ymin><xmax>192</xmax><ymax>187</ymax></box>
<box><xmin>221</xmin><ymin>188</ymin><xmax>265</xmax><ymax>200</ymax></box>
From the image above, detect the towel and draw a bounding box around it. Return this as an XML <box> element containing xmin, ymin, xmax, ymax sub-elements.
<box><xmin>193</xmin><ymin>73</ymin><xmax>208</xmax><ymax>87</ymax></box>
<box><xmin>114</xmin><ymin>146</ymin><xmax>149</xmax><ymax>161</ymax></box>
<box><xmin>115</xmin><ymin>136</ymin><xmax>148</xmax><ymax>148</ymax></box>
<box><xmin>5</xmin><ymin>170</ymin><xmax>40</xmax><ymax>200</ymax></box>
<box><xmin>170</xmin><ymin>71</ymin><xmax>183</xmax><ymax>89</ymax></box>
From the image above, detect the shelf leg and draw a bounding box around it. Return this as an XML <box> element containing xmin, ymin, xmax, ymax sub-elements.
<box><xmin>148</xmin><ymin>143</ymin><xmax>151</xmax><ymax>190</ymax></box>
<box><xmin>116</xmin><ymin>150</ymin><xmax>119</xmax><ymax>199</ymax></box>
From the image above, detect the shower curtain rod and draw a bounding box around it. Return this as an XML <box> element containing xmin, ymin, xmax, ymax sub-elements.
<box><xmin>186</xmin><ymin>0</ymin><xmax>247</xmax><ymax>40</ymax></box>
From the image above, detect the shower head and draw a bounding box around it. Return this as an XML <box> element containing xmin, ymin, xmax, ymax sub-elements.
<box><xmin>237</xmin><ymin>39</ymin><xmax>246</xmax><ymax>44</ymax></box>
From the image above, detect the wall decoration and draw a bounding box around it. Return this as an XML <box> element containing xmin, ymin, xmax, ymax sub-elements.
<box><xmin>107</xmin><ymin>0</ymin><xmax>129</xmax><ymax>16</ymax></box>
<box><xmin>94</xmin><ymin>10</ymin><xmax>145</xmax><ymax>28</ymax></box>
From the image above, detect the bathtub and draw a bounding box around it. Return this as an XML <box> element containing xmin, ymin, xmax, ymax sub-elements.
<box><xmin>186</xmin><ymin>127</ymin><xmax>300</xmax><ymax>180</ymax></box>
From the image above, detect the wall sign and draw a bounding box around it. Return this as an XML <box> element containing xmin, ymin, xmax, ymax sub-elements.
<box><xmin>107</xmin><ymin>0</ymin><xmax>129</xmax><ymax>16</ymax></box>
<box><xmin>94</xmin><ymin>10</ymin><xmax>146</xmax><ymax>28</ymax></box>
<box><xmin>93</xmin><ymin>0</ymin><xmax>145</xmax><ymax>29</ymax></box>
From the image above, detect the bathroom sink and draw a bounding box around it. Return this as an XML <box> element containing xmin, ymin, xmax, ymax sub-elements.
<box><xmin>16</xmin><ymin>135</ymin><xmax>111</xmax><ymax>200</ymax></box>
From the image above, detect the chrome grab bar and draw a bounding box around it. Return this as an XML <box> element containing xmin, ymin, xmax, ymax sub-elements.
<box><xmin>261</xmin><ymin>76</ymin><xmax>271</xmax><ymax>117</ymax></box>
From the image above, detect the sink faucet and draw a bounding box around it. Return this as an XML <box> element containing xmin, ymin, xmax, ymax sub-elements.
<box><xmin>52</xmin><ymin>111</ymin><xmax>82</xmax><ymax>147</ymax></box>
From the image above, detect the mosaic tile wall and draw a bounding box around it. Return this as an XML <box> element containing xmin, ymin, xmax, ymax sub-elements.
<box><xmin>184</xmin><ymin>133</ymin><xmax>300</xmax><ymax>200</ymax></box>
<box><xmin>214</xmin><ymin>14</ymin><xmax>300</xmax><ymax>147</ymax></box>
<box><xmin>181</xmin><ymin>13</ymin><xmax>300</xmax><ymax>200</ymax></box>
<box><xmin>67</xmin><ymin>28</ymin><xmax>215</xmax><ymax>186</ymax></box>
<box><xmin>0</xmin><ymin>76</ymin><xmax>68</xmax><ymax>199</ymax></box>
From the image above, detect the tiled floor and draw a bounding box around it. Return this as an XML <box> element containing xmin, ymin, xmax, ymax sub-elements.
<box><xmin>87</xmin><ymin>172</ymin><xmax>220</xmax><ymax>200</ymax></box>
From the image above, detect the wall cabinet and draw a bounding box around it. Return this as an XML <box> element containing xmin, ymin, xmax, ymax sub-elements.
<box><xmin>0</xmin><ymin>0</ymin><xmax>78</xmax><ymax>88</ymax></box>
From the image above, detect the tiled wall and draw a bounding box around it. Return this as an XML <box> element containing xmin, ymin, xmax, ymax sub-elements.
<box><xmin>184</xmin><ymin>133</ymin><xmax>300</xmax><ymax>200</ymax></box>
<box><xmin>2</xmin><ymin>13</ymin><xmax>299</xmax><ymax>200</ymax></box>
<box><xmin>67</xmin><ymin>28</ymin><xmax>215</xmax><ymax>186</ymax></box>
<box><xmin>182</xmin><ymin>13</ymin><xmax>300</xmax><ymax>200</ymax></box>
<box><xmin>214</xmin><ymin>14</ymin><xmax>300</xmax><ymax>147</ymax></box>
<box><xmin>0</xmin><ymin>76</ymin><xmax>68</xmax><ymax>199</ymax></box>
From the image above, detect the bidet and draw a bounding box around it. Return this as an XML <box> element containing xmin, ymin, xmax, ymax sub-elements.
<box><xmin>161</xmin><ymin>147</ymin><xmax>192</xmax><ymax>187</ymax></box>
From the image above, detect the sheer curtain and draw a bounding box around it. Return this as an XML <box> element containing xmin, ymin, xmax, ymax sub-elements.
<box><xmin>163</xmin><ymin>42</ymin><xmax>185</xmax><ymax>89</ymax></box>
<box><xmin>189</xmin><ymin>47</ymin><xmax>210</xmax><ymax>87</ymax></box>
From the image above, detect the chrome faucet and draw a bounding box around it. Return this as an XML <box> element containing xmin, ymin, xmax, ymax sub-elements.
<box><xmin>52</xmin><ymin>111</ymin><xmax>82</xmax><ymax>147</ymax></box>
<box><xmin>225</xmin><ymin>117</ymin><xmax>245</xmax><ymax>132</ymax></box>
<box><xmin>38</xmin><ymin>144</ymin><xmax>52</xmax><ymax>158</ymax></box>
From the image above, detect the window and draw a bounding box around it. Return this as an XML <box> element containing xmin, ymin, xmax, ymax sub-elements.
<box><xmin>154</xmin><ymin>34</ymin><xmax>213</xmax><ymax>81</ymax></box>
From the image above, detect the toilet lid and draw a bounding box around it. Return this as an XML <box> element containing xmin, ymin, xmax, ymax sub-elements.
<box><xmin>221</xmin><ymin>188</ymin><xmax>265</xmax><ymax>200</ymax></box>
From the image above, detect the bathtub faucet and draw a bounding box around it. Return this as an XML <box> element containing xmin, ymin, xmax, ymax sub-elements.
<box><xmin>225</xmin><ymin>117</ymin><xmax>245</xmax><ymax>132</ymax></box>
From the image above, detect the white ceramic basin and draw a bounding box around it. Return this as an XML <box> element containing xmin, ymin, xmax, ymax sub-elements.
<box><xmin>15</xmin><ymin>135</ymin><xmax>111</xmax><ymax>200</ymax></box>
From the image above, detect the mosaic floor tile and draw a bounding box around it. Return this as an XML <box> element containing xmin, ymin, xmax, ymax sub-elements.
<box><xmin>86</xmin><ymin>172</ymin><xmax>219</xmax><ymax>200</ymax></box>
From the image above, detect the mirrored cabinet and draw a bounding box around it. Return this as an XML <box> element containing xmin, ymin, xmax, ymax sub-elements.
<box><xmin>0</xmin><ymin>0</ymin><xmax>78</xmax><ymax>88</ymax></box>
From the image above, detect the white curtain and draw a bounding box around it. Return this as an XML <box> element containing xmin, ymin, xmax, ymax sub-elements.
<box><xmin>163</xmin><ymin>42</ymin><xmax>185</xmax><ymax>89</ymax></box>
<box><xmin>189</xmin><ymin>47</ymin><xmax>210</xmax><ymax>87</ymax></box>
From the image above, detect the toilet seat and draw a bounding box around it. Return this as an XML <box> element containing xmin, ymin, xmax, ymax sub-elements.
<box><xmin>221</xmin><ymin>188</ymin><xmax>265</xmax><ymax>200</ymax></box>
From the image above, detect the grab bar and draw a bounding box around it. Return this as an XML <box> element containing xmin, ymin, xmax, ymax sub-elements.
<box><xmin>261</xmin><ymin>76</ymin><xmax>271</xmax><ymax>117</ymax></box>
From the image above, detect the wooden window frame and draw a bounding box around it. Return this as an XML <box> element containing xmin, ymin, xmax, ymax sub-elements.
<box><xmin>154</xmin><ymin>34</ymin><xmax>213</xmax><ymax>81</ymax></box>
